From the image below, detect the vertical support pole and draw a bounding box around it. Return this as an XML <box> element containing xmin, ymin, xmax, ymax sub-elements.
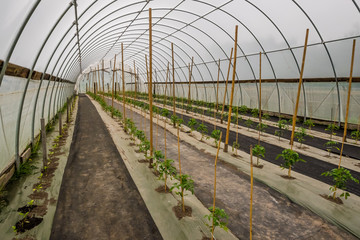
<box><xmin>187</xmin><ymin>57</ymin><xmax>194</xmax><ymax>113</ymax></box>
<box><xmin>122</xmin><ymin>43</ymin><xmax>126</xmax><ymax>122</ymax></box>
<box><xmin>250</xmin><ymin>145</ymin><xmax>254</xmax><ymax>240</ymax></box>
<box><xmin>258</xmin><ymin>52</ymin><xmax>262</xmax><ymax>145</ymax></box>
<box><xmin>97</xmin><ymin>65</ymin><xmax>101</xmax><ymax>94</ymax></box>
<box><xmin>67</xmin><ymin>97</ymin><xmax>69</xmax><ymax>123</ymax></box>
<box><xmin>290</xmin><ymin>29</ymin><xmax>309</xmax><ymax>149</ymax></box>
<box><xmin>224</xmin><ymin>25</ymin><xmax>238</xmax><ymax>152</ymax></box>
<box><xmin>41</xmin><ymin>118</ymin><xmax>47</xmax><ymax>169</ymax></box>
<box><xmin>102</xmin><ymin>60</ymin><xmax>105</xmax><ymax>99</ymax></box>
<box><xmin>289</xmin><ymin>29</ymin><xmax>309</xmax><ymax>178</ymax></box>
<box><xmin>211</xmin><ymin>132</ymin><xmax>222</xmax><ymax>240</ymax></box>
<box><xmin>172</xmin><ymin>43</ymin><xmax>176</xmax><ymax>127</ymax></box>
<box><xmin>215</xmin><ymin>59</ymin><xmax>220</xmax><ymax>113</ymax></box>
<box><xmin>59</xmin><ymin>112</ymin><xmax>62</xmax><ymax>135</ymax></box>
<box><xmin>338</xmin><ymin>39</ymin><xmax>356</xmax><ymax>168</ymax></box>
<box><xmin>149</xmin><ymin>8</ymin><xmax>154</xmax><ymax>167</ymax></box>
<box><xmin>112</xmin><ymin>55</ymin><xmax>117</xmax><ymax>118</ymax></box>
<box><xmin>221</xmin><ymin>48</ymin><xmax>233</xmax><ymax>124</ymax></box>
<box><xmin>134</xmin><ymin>60</ymin><xmax>137</xmax><ymax>99</ymax></box>
<box><xmin>164</xmin><ymin>62</ymin><xmax>170</xmax><ymax>107</ymax></box>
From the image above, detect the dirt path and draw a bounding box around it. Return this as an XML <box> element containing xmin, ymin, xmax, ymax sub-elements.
<box><xmin>50</xmin><ymin>95</ymin><xmax>162</xmax><ymax>240</ymax></box>
<box><xmin>108</xmin><ymin>98</ymin><xmax>356</xmax><ymax>240</ymax></box>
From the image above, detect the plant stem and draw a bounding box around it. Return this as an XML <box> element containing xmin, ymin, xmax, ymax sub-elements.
<box><xmin>288</xmin><ymin>166</ymin><xmax>292</xmax><ymax>177</ymax></box>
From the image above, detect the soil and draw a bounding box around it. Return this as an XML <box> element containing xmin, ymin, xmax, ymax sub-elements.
<box><xmin>320</xmin><ymin>194</ymin><xmax>343</xmax><ymax>204</ymax></box>
<box><xmin>15</xmin><ymin>217</ymin><xmax>43</xmax><ymax>233</ymax></box>
<box><xmin>153</xmin><ymin>170</ymin><xmax>161</xmax><ymax>177</ymax></box>
<box><xmin>280</xmin><ymin>175</ymin><xmax>296</xmax><ymax>180</ymax></box>
<box><xmin>173</xmin><ymin>203</ymin><xmax>192</xmax><ymax>219</ymax></box>
<box><xmin>138</xmin><ymin>159</ymin><xmax>148</xmax><ymax>163</ymax></box>
<box><xmin>50</xmin><ymin>95</ymin><xmax>162</xmax><ymax>240</ymax></box>
<box><xmin>155</xmin><ymin>185</ymin><xmax>171</xmax><ymax>193</ymax></box>
<box><xmin>17</xmin><ymin>205</ymin><xmax>37</xmax><ymax>213</ymax></box>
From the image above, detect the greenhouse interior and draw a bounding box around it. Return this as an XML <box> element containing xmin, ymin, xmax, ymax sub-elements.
<box><xmin>0</xmin><ymin>0</ymin><xmax>360</xmax><ymax>239</ymax></box>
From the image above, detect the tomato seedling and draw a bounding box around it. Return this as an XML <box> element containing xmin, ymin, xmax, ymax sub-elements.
<box><xmin>321</xmin><ymin>167</ymin><xmax>359</xmax><ymax>200</ymax></box>
<box><xmin>276</xmin><ymin>149</ymin><xmax>305</xmax><ymax>178</ymax></box>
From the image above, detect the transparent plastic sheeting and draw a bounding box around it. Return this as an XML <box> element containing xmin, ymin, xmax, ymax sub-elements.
<box><xmin>0</xmin><ymin>76</ymin><xmax>73</xmax><ymax>174</ymax></box>
<box><xmin>78</xmin><ymin>70</ymin><xmax>360</xmax><ymax>126</ymax></box>
<box><xmin>1</xmin><ymin>1</ymin><xmax>360</xmax><ymax>83</ymax></box>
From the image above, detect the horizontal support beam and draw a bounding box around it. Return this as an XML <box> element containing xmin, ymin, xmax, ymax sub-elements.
<box><xmin>0</xmin><ymin>59</ymin><xmax>74</xmax><ymax>84</ymax></box>
<box><xmin>140</xmin><ymin>77</ymin><xmax>360</xmax><ymax>85</ymax></box>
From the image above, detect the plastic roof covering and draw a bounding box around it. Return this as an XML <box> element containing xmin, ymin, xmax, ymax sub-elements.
<box><xmin>1</xmin><ymin>0</ymin><xmax>360</xmax><ymax>87</ymax></box>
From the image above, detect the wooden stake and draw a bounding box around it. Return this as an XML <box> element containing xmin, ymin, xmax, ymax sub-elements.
<box><xmin>216</xmin><ymin>59</ymin><xmax>220</xmax><ymax>114</ymax></box>
<box><xmin>258</xmin><ymin>52</ymin><xmax>262</xmax><ymax>145</ymax></box>
<box><xmin>172</xmin><ymin>43</ymin><xmax>176</xmax><ymax>127</ymax></box>
<box><xmin>111</xmin><ymin>55</ymin><xmax>116</xmax><ymax>118</ymax></box>
<box><xmin>177</xmin><ymin>126</ymin><xmax>184</xmax><ymax>212</ymax></box>
<box><xmin>41</xmin><ymin>118</ymin><xmax>47</xmax><ymax>169</ymax></box>
<box><xmin>250</xmin><ymin>145</ymin><xmax>254</xmax><ymax>240</ymax></box>
<box><xmin>290</xmin><ymin>29</ymin><xmax>309</xmax><ymax>149</ymax></box>
<box><xmin>134</xmin><ymin>60</ymin><xmax>137</xmax><ymax>99</ymax></box>
<box><xmin>211</xmin><ymin>132</ymin><xmax>222</xmax><ymax>240</ymax></box>
<box><xmin>121</xmin><ymin>43</ymin><xmax>126</xmax><ymax>123</ymax></box>
<box><xmin>338</xmin><ymin>39</ymin><xmax>356</xmax><ymax>168</ymax></box>
<box><xmin>224</xmin><ymin>26</ymin><xmax>238</xmax><ymax>152</ymax></box>
<box><xmin>221</xmin><ymin>48</ymin><xmax>234</xmax><ymax>124</ymax></box>
<box><xmin>149</xmin><ymin>8</ymin><xmax>154</xmax><ymax>167</ymax></box>
<box><xmin>102</xmin><ymin>60</ymin><xmax>105</xmax><ymax>99</ymax></box>
<box><xmin>187</xmin><ymin>57</ymin><xmax>194</xmax><ymax>112</ymax></box>
<box><xmin>289</xmin><ymin>29</ymin><xmax>309</xmax><ymax>177</ymax></box>
<box><xmin>164</xmin><ymin>62</ymin><xmax>170</xmax><ymax>107</ymax></box>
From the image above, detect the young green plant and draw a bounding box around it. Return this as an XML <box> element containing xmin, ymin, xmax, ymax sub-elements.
<box><xmin>321</xmin><ymin>167</ymin><xmax>359</xmax><ymax>200</ymax></box>
<box><xmin>276</xmin><ymin>149</ymin><xmax>305</xmax><ymax>178</ymax></box>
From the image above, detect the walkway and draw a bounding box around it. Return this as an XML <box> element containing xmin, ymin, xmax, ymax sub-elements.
<box><xmin>50</xmin><ymin>94</ymin><xmax>162</xmax><ymax>240</ymax></box>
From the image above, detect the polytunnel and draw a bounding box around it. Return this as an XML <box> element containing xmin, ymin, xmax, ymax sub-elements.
<box><xmin>1</xmin><ymin>0</ymin><xmax>360</xmax><ymax>239</ymax></box>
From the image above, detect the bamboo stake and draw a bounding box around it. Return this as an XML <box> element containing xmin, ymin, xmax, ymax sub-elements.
<box><xmin>177</xmin><ymin>126</ymin><xmax>184</xmax><ymax>212</ymax></box>
<box><xmin>221</xmin><ymin>48</ymin><xmax>234</xmax><ymax>124</ymax></box>
<box><xmin>224</xmin><ymin>25</ymin><xmax>238</xmax><ymax>152</ymax></box>
<box><xmin>250</xmin><ymin>145</ymin><xmax>254</xmax><ymax>240</ymax></box>
<box><xmin>164</xmin><ymin>110</ymin><xmax>168</xmax><ymax>191</ymax></box>
<box><xmin>145</xmin><ymin>55</ymin><xmax>149</xmax><ymax>131</ymax></box>
<box><xmin>111</xmin><ymin>55</ymin><xmax>116</xmax><ymax>118</ymax></box>
<box><xmin>121</xmin><ymin>43</ymin><xmax>126</xmax><ymax>123</ymax></box>
<box><xmin>211</xmin><ymin>132</ymin><xmax>222</xmax><ymax>240</ymax></box>
<box><xmin>289</xmin><ymin>29</ymin><xmax>309</xmax><ymax>177</ymax></box>
<box><xmin>164</xmin><ymin>62</ymin><xmax>170</xmax><ymax>107</ymax></box>
<box><xmin>258</xmin><ymin>52</ymin><xmax>262</xmax><ymax>146</ymax></box>
<box><xmin>216</xmin><ymin>59</ymin><xmax>220</xmax><ymax>114</ymax></box>
<box><xmin>134</xmin><ymin>60</ymin><xmax>137</xmax><ymax>100</ymax></box>
<box><xmin>187</xmin><ymin>57</ymin><xmax>194</xmax><ymax>112</ymax></box>
<box><xmin>97</xmin><ymin>65</ymin><xmax>101</xmax><ymax>95</ymax></box>
<box><xmin>149</xmin><ymin>8</ymin><xmax>154</xmax><ymax>167</ymax></box>
<box><xmin>102</xmin><ymin>60</ymin><xmax>105</xmax><ymax>98</ymax></box>
<box><xmin>172</xmin><ymin>43</ymin><xmax>176</xmax><ymax>127</ymax></box>
<box><xmin>338</xmin><ymin>39</ymin><xmax>356</xmax><ymax>169</ymax></box>
<box><xmin>130</xmin><ymin>69</ymin><xmax>133</xmax><ymax>122</ymax></box>
<box><xmin>214</xmin><ymin>59</ymin><xmax>221</xmax><ymax>130</ymax></box>
<box><xmin>115</xmin><ymin>62</ymin><xmax>118</xmax><ymax>97</ymax></box>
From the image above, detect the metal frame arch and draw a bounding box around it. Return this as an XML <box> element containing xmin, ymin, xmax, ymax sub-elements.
<box><xmin>242</xmin><ymin>0</ymin><xmax>305</xmax><ymax>119</ymax></box>
<box><xmin>64</xmin><ymin>12</ymin><xmax>219</xmax><ymax>98</ymax></box>
<box><xmin>291</xmin><ymin>0</ymin><xmax>341</xmax><ymax>124</ymax></box>
<box><xmin>14</xmin><ymin>3</ymin><xmax>73</xmax><ymax>171</ymax></box>
<box><xmin>197</xmin><ymin>0</ymin><xmax>283</xmax><ymax>115</ymax></box>
<box><xmin>0</xmin><ymin>0</ymin><xmax>41</xmax><ymax>86</ymax></box>
<box><xmin>63</xmin><ymin>26</ymin><xmax>209</xmax><ymax>99</ymax></box>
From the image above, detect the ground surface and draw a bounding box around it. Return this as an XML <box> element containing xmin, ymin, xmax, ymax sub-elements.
<box><xmin>107</xmin><ymin>97</ymin><xmax>357</xmax><ymax>240</ymax></box>
<box><xmin>50</xmin><ymin>95</ymin><xmax>162</xmax><ymax>240</ymax></box>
